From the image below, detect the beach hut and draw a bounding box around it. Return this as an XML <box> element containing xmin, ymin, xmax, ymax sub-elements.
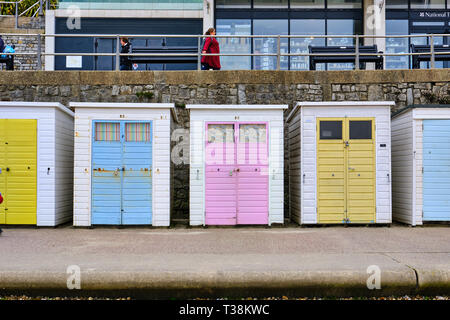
<box><xmin>287</xmin><ymin>101</ymin><xmax>393</xmax><ymax>224</ymax></box>
<box><xmin>0</xmin><ymin>102</ymin><xmax>74</xmax><ymax>226</ymax></box>
<box><xmin>71</xmin><ymin>102</ymin><xmax>175</xmax><ymax>227</ymax></box>
<box><xmin>392</xmin><ymin>105</ymin><xmax>450</xmax><ymax>225</ymax></box>
<box><xmin>187</xmin><ymin>104</ymin><xmax>287</xmax><ymax>226</ymax></box>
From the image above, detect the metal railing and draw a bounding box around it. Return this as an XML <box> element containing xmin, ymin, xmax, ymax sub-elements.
<box><xmin>1</xmin><ymin>33</ymin><xmax>450</xmax><ymax>71</ymax></box>
<box><xmin>0</xmin><ymin>0</ymin><xmax>50</xmax><ymax>28</ymax></box>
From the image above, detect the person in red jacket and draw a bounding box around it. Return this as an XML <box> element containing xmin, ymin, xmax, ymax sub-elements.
<box><xmin>201</xmin><ymin>27</ymin><xmax>221</xmax><ymax>70</ymax></box>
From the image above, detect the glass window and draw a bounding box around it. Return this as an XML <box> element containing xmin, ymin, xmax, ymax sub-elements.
<box><xmin>216</xmin><ymin>19</ymin><xmax>251</xmax><ymax>70</ymax></box>
<box><xmin>411</xmin><ymin>33</ymin><xmax>445</xmax><ymax>69</ymax></box>
<box><xmin>125</xmin><ymin>123</ymin><xmax>151</xmax><ymax>142</ymax></box>
<box><xmin>239</xmin><ymin>124</ymin><xmax>267</xmax><ymax>143</ymax></box>
<box><xmin>386</xmin><ymin>20</ymin><xmax>409</xmax><ymax>70</ymax></box>
<box><xmin>386</xmin><ymin>0</ymin><xmax>408</xmax><ymax>8</ymax></box>
<box><xmin>95</xmin><ymin>122</ymin><xmax>120</xmax><ymax>141</ymax></box>
<box><xmin>410</xmin><ymin>0</ymin><xmax>445</xmax><ymax>8</ymax></box>
<box><xmin>320</xmin><ymin>121</ymin><xmax>342</xmax><ymax>140</ymax></box>
<box><xmin>327</xmin><ymin>19</ymin><xmax>361</xmax><ymax>70</ymax></box>
<box><xmin>216</xmin><ymin>0</ymin><xmax>251</xmax><ymax>8</ymax></box>
<box><xmin>290</xmin><ymin>19</ymin><xmax>326</xmax><ymax>70</ymax></box>
<box><xmin>412</xmin><ymin>22</ymin><xmax>445</xmax><ymax>26</ymax></box>
<box><xmin>327</xmin><ymin>0</ymin><xmax>362</xmax><ymax>8</ymax></box>
<box><xmin>208</xmin><ymin>124</ymin><xmax>235</xmax><ymax>143</ymax></box>
<box><xmin>253</xmin><ymin>20</ymin><xmax>289</xmax><ymax>70</ymax></box>
<box><xmin>291</xmin><ymin>0</ymin><xmax>325</xmax><ymax>8</ymax></box>
<box><xmin>349</xmin><ymin>121</ymin><xmax>372</xmax><ymax>139</ymax></box>
<box><xmin>253</xmin><ymin>0</ymin><xmax>288</xmax><ymax>8</ymax></box>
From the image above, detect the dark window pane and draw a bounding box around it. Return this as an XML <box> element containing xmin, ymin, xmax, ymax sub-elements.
<box><xmin>386</xmin><ymin>0</ymin><xmax>408</xmax><ymax>8</ymax></box>
<box><xmin>320</xmin><ymin>121</ymin><xmax>342</xmax><ymax>140</ymax></box>
<box><xmin>216</xmin><ymin>0</ymin><xmax>251</xmax><ymax>8</ymax></box>
<box><xmin>254</xmin><ymin>0</ymin><xmax>288</xmax><ymax>7</ymax></box>
<box><xmin>327</xmin><ymin>0</ymin><xmax>362</xmax><ymax>8</ymax></box>
<box><xmin>410</xmin><ymin>0</ymin><xmax>445</xmax><ymax>9</ymax></box>
<box><xmin>291</xmin><ymin>0</ymin><xmax>325</xmax><ymax>8</ymax></box>
<box><xmin>350</xmin><ymin>121</ymin><xmax>372</xmax><ymax>139</ymax></box>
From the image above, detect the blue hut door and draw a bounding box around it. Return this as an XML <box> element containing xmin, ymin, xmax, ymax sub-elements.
<box><xmin>92</xmin><ymin>121</ymin><xmax>152</xmax><ymax>225</ymax></box>
<box><xmin>423</xmin><ymin>119</ymin><xmax>450</xmax><ymax>221</ymax></box>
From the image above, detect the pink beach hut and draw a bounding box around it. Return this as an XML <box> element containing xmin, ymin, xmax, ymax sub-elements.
<box><xmin>187</xmin><ymin>104</ymin><xmax>287</xmax><ymax>226</ymax></box>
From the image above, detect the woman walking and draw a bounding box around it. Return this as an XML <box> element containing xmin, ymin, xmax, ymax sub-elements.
<box><xmin>201</xmin><ymin>27</ymin><xmax>221</xmax><ymax>70</ymax></box>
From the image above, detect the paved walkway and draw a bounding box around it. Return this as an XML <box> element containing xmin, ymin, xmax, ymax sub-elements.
<box><xmin>0</xmin><ymin>224</ymin><xmax>448</xmax><ymax>298</ymax></box>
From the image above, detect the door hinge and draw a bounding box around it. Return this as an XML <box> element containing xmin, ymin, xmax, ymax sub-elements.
<box><xmin>422</xmin><ymin>167</ymin><xmax>424</xmax><ymax>174</ymax></box>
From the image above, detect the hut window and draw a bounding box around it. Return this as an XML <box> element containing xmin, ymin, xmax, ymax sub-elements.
<box><xmin>349</xmin><ymin>120</ymin><xmax>372</xmax><ymax>139</ymax></box>
<box><xmin>125</xmin><ymin>123</ymin><xmax>151</xmax><ymax>142</ymax></box>
<box><xmin>208</xmin><ymin>124</ymin><xmax>235</xmax><ymax>143</ymax></box>
<box><xmin>95</xmin><ymin>122</ymin><xmax>120</xmax><ymax>141</ymax></box>
<box><xmin>320</xmin><ymin>121</ymin><xmax>342</xmax><ymax>139</ymax></box>
<box><xmin>239</xmin><ymin>124</ymin><xmax>267</xmax><ymax>143</ymax></box>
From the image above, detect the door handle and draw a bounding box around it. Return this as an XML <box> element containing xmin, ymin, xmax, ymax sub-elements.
<box><xmin>6</xmin><ymin>167</ymin><xmax>10</xmax><ymax>172</ymax></box>
<box><xmin>229</xmin><ymin>170</ymin><xmax>233</xmax><ymax>177</ymax></box>
<box><xmin>344</xmin><ymin>141</ymin><xmax>349</xmax><ymax>147</ymax></box>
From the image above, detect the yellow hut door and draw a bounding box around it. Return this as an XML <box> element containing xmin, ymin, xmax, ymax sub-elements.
<box><xmin>346</xmin><ymin>119</ymin><xmax>376</xmax><ymax>223</ymax></box>
<box><xmin>1</xmin><ymin>120</ymin><xmax>37</xmax><ymax>225</ymax></box>
<box><xmin>0</xmin><ymin>119</ymin><xmax>6</xmax><ymax>224</ymax></box>
<box><xmin>317</xmin><ymin>118</ymin><xmax>375</xmax><ymax>224</ymax></box>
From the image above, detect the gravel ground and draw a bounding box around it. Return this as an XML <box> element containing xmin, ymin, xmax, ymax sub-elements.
<box><xmin>0</xmin><ymin>295</ymin><xmax>449</xmax><ymax>300</ymax></box>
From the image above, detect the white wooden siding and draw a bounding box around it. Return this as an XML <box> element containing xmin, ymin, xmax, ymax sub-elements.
<box><xmin>287</xmin><ymin>109</ymin><xmax>301</xmax><ymax>224</ymax></box>
<box><xmin>72</xmin><ymin>106</ymin><xmax>172</xmax><ymax>227</ymax></box>
<box><xmin>414</xmin><ymin>118</ymin><xmax>423</xmax><ymax>225</ymax></box>
<box><xmin>0</xmin><ymin>104</ymin><xmax>74</xmax><ymax>226</ymax></box>
<box><xmin>299</xmin><ymin>104</ymin><xmax>392</xmax><ymax>224</ymax></box>
<box><xmin>391</xmin><ymin>107</ymin><xmax>450</xmax><ymax>225</ymax></box>
<box><xmin>391</xmin><ymin>111</ymin><xmax>414</xmax><ymax>225</ymax></box>
<box><xmin>188</xmin><ymin>107</ymin><xmax>286</xmax><ymax>226</ymax></box>
<box><xmin>54</xmin><ymin>109</ymin><xmax>75</xmax><ymax>226</ymax></box>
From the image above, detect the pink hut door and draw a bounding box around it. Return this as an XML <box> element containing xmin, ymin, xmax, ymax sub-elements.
<box><xmin>205</xmin><ymin>122</ymin><xmax>269</xmax><ymax>225</ymax></box>
<box><xmin>205</xmin><ymin>123</ymin><xmax>237</xmax><ymax>225</ymax></box>
<box><xmin>236</xmin><ymin>123</ymin><xmax>269</xmax><ymax>225</ymax></box>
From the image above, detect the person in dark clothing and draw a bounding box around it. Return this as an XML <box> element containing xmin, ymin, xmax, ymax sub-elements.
<box><xmin>201</xmin><ymin>28</ymin><xmax>221</xmax><ymax>70</ymax></box>
<box><xmin>119</xmin><ymin>37</ymin><xmax>132</xmax><ymax>71</ymax></box>
<box><xmin>0</xmin><ymin>35</ymin><xmax>5</xmax><ymax>53</ymax></box>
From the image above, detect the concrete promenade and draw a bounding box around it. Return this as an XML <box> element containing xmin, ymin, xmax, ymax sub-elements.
<box><xmin>0</xmin><ymin>224</ymin><xmax>448</xmax><ymax>298</ymax></box>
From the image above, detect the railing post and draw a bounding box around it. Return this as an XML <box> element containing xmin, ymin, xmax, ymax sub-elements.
<box><xmin>39</xmin><ymin>0</ymin><xmax>43</xmax><ymax>16</ymax></box>
<box><xmin>46</xmin><ymin>0</ymin><xmax>50</xmax><ymax>10</ymax></box>
<box><xmin>37</xmin><ymin>34</ymin><xmax>42</xmax><ymax>70</ymax></box>
<box><xmin>355</xmin><ymin>35</ymin><xmax>360</xmax><ymax>70</ymax></box>
<box><xmin>430</xmin><ymin>34</ymin><xmax>435</xmax><ymax>69</ymax></box>
<box><xmin>15</xmin><ymin>3</ymin><xmax>18</xmax><ymax>29</ymax></box>
<box><xmin>115</xmin><ymin>35</ymin><xmax>120</xmax><ymax>71</ymax></box>
<box><xmin>197</xmin><ymin>36</ymin><xmax>201</xmax><ymax>71</ymax></box>
<box><xmin>276</xmin><ymin>35</ymin><xmax>281</xmax><ymax>70</ymax></box>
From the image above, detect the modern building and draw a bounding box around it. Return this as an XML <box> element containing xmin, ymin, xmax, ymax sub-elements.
<box><xmin>45</xmin><ymin>0</ymin><xmax>450</xmax><ymax>70</ymax></box>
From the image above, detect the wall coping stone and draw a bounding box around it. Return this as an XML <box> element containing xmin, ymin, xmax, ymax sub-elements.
<box><xmin>0</xmin><ymin>70</ymin><xmax>448</xmax><ymax>86</ymax></box>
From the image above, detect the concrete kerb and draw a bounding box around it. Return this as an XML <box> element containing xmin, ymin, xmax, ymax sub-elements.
<box><xmin>0</xmin><ymin>270</ymin><xmax>420</xmax><ymax>298</ymax></box>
